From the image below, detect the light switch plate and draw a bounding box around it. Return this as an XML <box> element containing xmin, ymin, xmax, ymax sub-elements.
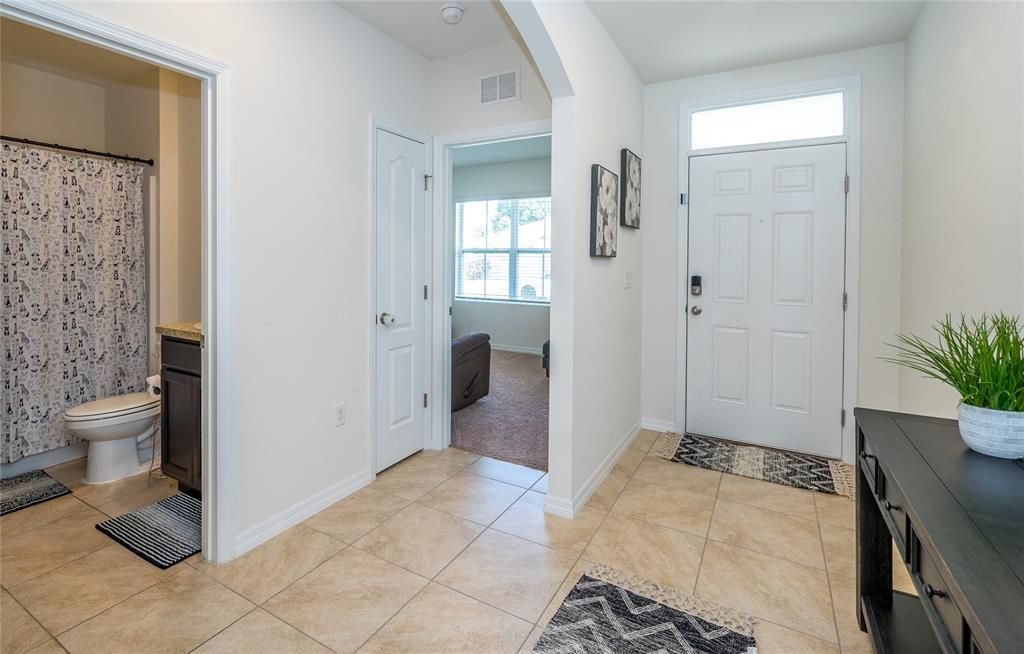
<box><xmin>624</xmin><ymin>271</ymin><xmax>633</xmax><ymax>289</ymax></box>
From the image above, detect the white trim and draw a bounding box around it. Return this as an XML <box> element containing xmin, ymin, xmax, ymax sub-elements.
<box><xmin>640</xmin><ymin>417</ymin><xmax>675</xmax><ymax>433</ymax></box>
<box><xmin>1</xmin><ymin>0</ymin><xmax>234</xmax><ymax>561</ymax></box>
<box><xmin>675</xmin><ymin>76</ymin><xmax>861</xmax><ymax>464</ymax></box>
<box><xmin>545</xmin><ymin>420</ymin><xmax>640</xmax><ymax>518</ymax></box>
<box><xmin>490</xmin><ymin>344</ymin><xmax>544</xmax><ymax>356</ymax></box>
<box><xmin>430</xmin><ymin>120</ymin><xmax>552</xmax><ymax>453</ymax></box>
<box><xmin>233</xmin><ymin>468</ymin><xmax>373</xmax><ymax>556</ymax></box>
<box><xmin>369</xmin><ymin>119</ymin><xmax>434</xmax><ymax>476</ymax></box>
<box><xmin>689</xmin><ymin>135</ymin><xmax>849</xmax><ymax>159</ymax></box>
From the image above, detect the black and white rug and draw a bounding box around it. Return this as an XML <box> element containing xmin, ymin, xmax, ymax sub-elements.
<box><xmin>656</xmin><ymin>432</ymin><xmax>854</xmax><ymax>497</ymax></box>
<box><xmin>536</xmin><ymin>566</ymin><xmax>756</xmax><ymax>654</ymax></box>
<box><xmin>96</xmin><ymin>492</ymin><xmax>201</xmax><ymax>568</ymax></box>
<box><xmin>0</xmin><ymin>470</ymin><xmax>72</xmax><ymax>516</ymax></box>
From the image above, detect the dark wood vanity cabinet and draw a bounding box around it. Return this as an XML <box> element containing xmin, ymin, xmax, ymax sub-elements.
<box><xmin>160</xmin><ymin>336</ymin><xmax>202</xmax><ymax>494</ymax></box>
<box><xmin>855</xmin><ymin>409</ymin><xmax>1024</xmax><ymax>654</ymax></box>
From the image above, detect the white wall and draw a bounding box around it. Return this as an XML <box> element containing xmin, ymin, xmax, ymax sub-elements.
<box><xmin>452</xmin><ymin>156</ymin><xmax>551</xmax><ymax>352</ymax></box>
<box><xmin>640</xmin><ymin>43</ymin><xmax>906</xmax><ymax>427</ymax></box>
<box><xmin>69</xmin><ymin>1</ymin><xmax>430</xmax><ymax>556</ymax></box>
<box><xmin>429</xmin><ymin>39</ymin><xmax>551</xmax><ymax>136</ymax></box>
<box><xmin>506</xmin><ymin>0</ymin><xmax>644</xmax><ymax>511</ymax></box>
<box><xmin>899</xmin><ymin>2</ymin><xmax>1024</xmax><ymax>416</ymax></box>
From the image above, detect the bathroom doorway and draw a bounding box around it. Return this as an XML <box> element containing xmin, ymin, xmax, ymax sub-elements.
<box><xmin>0</xmin><ymin>4</ymin><xmax>230</xmax><ymax>562</ymax></box>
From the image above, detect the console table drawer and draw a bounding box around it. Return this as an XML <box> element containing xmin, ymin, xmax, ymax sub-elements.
<box><xmin>880</xmin><ymin>470</ymin><xmax>909</xmax><ymax>558</ymax></box>
<box><xmin>914</xmin><ymin>534</ymin><xmax>965</xmax><ymax>653</ymax></box>
<box><xmin>858</xmin><ymin>435</ymin><xmax>879</xmax><ymax>495</ymax></box>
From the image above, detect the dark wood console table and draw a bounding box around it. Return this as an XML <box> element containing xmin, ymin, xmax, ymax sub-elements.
<box><xmin>855</xmin><ymin>409</ymin><xmax>1024</xmax><ymax>653</ymax></box>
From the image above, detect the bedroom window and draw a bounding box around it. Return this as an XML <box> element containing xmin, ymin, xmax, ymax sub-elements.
<box><xmin>455</xmin><ymin>197</ymin><xmax>551</xmax><ymax>303</ymax></box>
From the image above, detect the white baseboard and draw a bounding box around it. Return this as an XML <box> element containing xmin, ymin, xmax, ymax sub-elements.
<box><xmin>233</xmin><ymin>468</ymin><xmax>373</xmax><ymax>557</ymax></box>
<box><xmin>491</xmin><ymin>343</ymin><xmax>544</xmax><ymax>356</ymax></box>
<box><xmin>640</xmin><ymin>417</ymin><xmax>676</xmax><ymax>433</ymax></box>
<box><xmin>542</xmin><ymin>420</ymin><xmax>641</xmax><ymax>519</ymax></box>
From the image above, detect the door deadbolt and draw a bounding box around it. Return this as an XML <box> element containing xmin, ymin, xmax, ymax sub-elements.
<box><xmin>690</xmin><ymin>306</ymin><xmax>703</xmax><ymax>316</ymax></box>
<box><xmin>690</xmin><ymin>275</ymin><xmax>702</xmax><ymax>296</ymax></box>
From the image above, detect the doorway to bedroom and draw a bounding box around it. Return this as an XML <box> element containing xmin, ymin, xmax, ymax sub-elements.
<box><xmin>446</xmin><ymin>133</ymin><xmax>552</xmax><ymax>475</ymax></box>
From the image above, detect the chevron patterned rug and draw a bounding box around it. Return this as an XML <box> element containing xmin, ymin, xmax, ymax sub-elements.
<box><xmin>535</xmin><ymin>564</ymin><xmax>756</xmax><ymax>654</ymax></box>
<box><xmin>655</xmin><ymin>432</ymin><xmax>854</xmax><ymax>497</ymax></box>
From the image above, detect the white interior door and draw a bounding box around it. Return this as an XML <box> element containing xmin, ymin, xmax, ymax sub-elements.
<box><xmin>375</xmin><ymin>129</ymin><xmax>428</xmax><ymax>472</ymax></box>
<box><xmin>686</xmin><ymin>143</ymin><xmax>846</xmax><ymax>457</ymax></box>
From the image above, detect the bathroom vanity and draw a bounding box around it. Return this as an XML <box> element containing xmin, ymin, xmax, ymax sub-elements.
<box><xmin>156</xmin><ymin>323</ymin><xmax>203</xmax><ymax>496</ymax></box>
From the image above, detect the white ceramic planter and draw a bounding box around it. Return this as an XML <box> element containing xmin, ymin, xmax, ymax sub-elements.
<box><xmin>958</xmin><ymin>404</ymin><xmax>1024</xmax><ymax>459</ymax></box>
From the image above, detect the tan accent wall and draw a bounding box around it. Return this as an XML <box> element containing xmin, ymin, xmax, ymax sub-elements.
<box><xmin>1</xmin><ymin>61</ymin><xmax>107</xmax><ymax>149</ymax></box>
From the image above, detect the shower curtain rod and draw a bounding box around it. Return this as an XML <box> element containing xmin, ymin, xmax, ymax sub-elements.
<box><xmin>1</xmin><ymin>135</ymin><xmax>154</xmax><ymax>166</ymax></box>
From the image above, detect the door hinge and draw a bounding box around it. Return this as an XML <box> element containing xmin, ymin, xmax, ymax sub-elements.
<box><xmin>680</xmin><ymin>192</ymin><xmax>688</xmax><ymax>205</ymax></box>
<box><xmin>424</xmin><ymin>285</ymin><xmax>428</xmax><ymax>300</ymax></box>
<box><xmin>448</xmin><ymin>306</ymin><xmax>453</xmax><ymax>316</ymax></box>
<box><xmin>423</xmin><ymin>393</ymin><xmax>428</xmax><ymax>408</ymax></box>
<box><xmin>844</xmin><ymin>174</ymin><xmax>850</xmax><ymax>194</ymax></box>
<box><xmin>424</xmin><ymin>174</ymin><xmax>432</xmax><ymax>191</ymax></box>
<box><xmin>842</xmin><ymin>292</ymin><xmax>848</xmax><ymax>311</ymax></box>
<box><xmin>841</xmin><ymin>409</ymin><xmax>847</xmax><ymax>427</ymax></box>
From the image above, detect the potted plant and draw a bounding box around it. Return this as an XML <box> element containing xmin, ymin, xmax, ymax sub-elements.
<box><xmin>885</xmin><ymin>313</ymin><xmax>1024</xmax><ymax>459</ymax></box>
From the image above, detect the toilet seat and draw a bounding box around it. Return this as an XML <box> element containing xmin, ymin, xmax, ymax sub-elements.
<box><xmin>64</xmin><ymin>392</ymin><xmax>160</xmax><ymax>423</ymax></box>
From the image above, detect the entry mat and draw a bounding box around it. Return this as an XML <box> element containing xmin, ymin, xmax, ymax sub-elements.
<box><xmin>97</xmin><ymin>492</ymin><xmax>201</xmax><ymax>569</ymax></box>
<box><xmin>534</xmin><ymin>563</ymin><xmax>757</xmax><ymax>654</ymax></box>
<box><xmin>656</xmin><ymin>432</ymin><xmax>855</xmax><ymax>498</ymax></box>
<box><xmin>0</xmin><ymin>470</ymin><xmax>72</xmax><ymax>515</ymax></box>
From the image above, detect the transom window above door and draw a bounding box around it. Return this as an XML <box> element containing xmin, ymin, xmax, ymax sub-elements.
<box><xmin>456</xmin><ymin>197</ymin><xmax>551</xmax><ymax>303</ymax></box>
<box><xmin>691</xmin><ymin>91</ymin><xmax>844</xmax><ymax>150</ymax></box>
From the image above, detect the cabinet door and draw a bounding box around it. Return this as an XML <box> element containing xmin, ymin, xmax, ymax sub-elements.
<box><xmin>191</xmin><ymin>373</ymin><xmax>202</xmax><ymax>490</ymax></box>
<box><xmin>161</xmin><ymin>368</ymin><xmax>198</xmax><ymax>486</ymax></box>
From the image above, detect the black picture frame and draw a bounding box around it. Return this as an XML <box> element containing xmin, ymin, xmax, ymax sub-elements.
<box><xmin>620</xmin><ymin>148</ymin><xmax>641</xmax><ymax>229</ymax></box>
<box><xmin>590</xmin><ymin>164</ymin><xmax>618</xmax><ymax>258</ymax></box>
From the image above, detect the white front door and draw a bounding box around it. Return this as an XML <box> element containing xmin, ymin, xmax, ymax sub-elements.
<box><xmin>686</xmin><ymin>143</ymin><xmax>847</xmax><ymax>457</ymax></box>
<box><xmin>375</xmin><ymin>129</ymin><xmax>428</xmax><ymax>472</ymax></box>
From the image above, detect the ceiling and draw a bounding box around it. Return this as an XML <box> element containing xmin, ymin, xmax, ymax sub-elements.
<box><xmin>1</xmin><ymin>18</ymin><xmax>157</xmax><ymax>86</ymax></box>
<box><xmin>336</xmin><ymin>0</ymin><xmax>520</xmax><ymax>60</ymax></box>
<box><xmin>452</xmin><ymin>134</ymin><xmax>551</xmax><ymax>168</ymax></box>
<box><xmin>586</xmin><ymin>1</ymin><xmax>925</xmax><ymax>83</ymax></box>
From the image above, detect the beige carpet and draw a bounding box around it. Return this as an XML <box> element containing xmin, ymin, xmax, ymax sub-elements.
<box><xmin>452</xmin><ymin>350</ymin><xmax>549</xmax><ymax>471</ymax></box>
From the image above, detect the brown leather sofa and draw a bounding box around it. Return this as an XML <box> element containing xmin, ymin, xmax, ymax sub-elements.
<box><xmin>452</xmin><ymin>333</ymin><xmax>491</xmax><ymax>411</ymax></box>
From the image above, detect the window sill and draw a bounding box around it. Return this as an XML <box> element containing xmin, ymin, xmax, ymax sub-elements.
<box><xmin>455</xmin><ymin>297</ymin><xmax>550</xmax><ymax>307</ymax></box>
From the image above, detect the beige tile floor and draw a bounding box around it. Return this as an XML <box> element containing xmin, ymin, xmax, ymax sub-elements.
<box><xmin>0</xmin><ymin>433</ymin><xmax>912</xmax><ymax>653</ymax></box>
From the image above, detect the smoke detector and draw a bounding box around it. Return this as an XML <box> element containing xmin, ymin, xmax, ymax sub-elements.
<box><xmin>440</xmin><ymin>2</ymin><xmax>464</xmax><ymax>25</ymax></box>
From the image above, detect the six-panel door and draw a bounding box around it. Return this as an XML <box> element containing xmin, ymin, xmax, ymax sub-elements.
<box><xmin>686</xmin><ymin>143</ymin><xmax>847</xmax><ymax>457</ymax></box>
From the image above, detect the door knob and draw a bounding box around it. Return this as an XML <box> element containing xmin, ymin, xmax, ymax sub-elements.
<box><xmin>379</xmin><ymin>312</ymin><xmax>397</xmax><ymax>326</ymax></box>
<box><xmin>690</xmin><ymin>306</ymin><xmax>702</xmax><ymax>316</ymax></box>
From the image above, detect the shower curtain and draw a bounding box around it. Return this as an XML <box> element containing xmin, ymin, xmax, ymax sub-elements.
<box><xmin>1</xmin><ymin>143</ymin><xmax>148</xmax><ymax>463</ymax></box>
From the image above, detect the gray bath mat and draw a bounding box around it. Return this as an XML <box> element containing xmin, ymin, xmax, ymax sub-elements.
<box><xmin>535</xmin><ymin>564</ymin><xmax>756</xmax><ymax>654</ymax></box>
<box><xmin>656</xmin><ymin>432</ymin><xmax>854</xmax><ymax>497</ymax></box>
<box><xmin>97</xmin><ymin>492</ymin><xmax>201</xmax><ymax>568</ymax></box>
<box><xmin>0</xmin><ymin>470</ymin><xmax>72</xmax><ymax>515</ymax></box>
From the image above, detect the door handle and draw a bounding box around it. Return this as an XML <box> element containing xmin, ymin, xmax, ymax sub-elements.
<box><xmin>690</xmin><ymin>306</ymin><xmax>702</xmax><ymax>316</ymax></box>
<box><xmin>379</xmin><ymin>312</ymin><xmax>397</xmax><ymax>326</ymax></box>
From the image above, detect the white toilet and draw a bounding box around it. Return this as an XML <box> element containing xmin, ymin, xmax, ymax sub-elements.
<box><xmin>64</xmin><ymin>393</ymin><xmax>161</xmax><ymax>485</ymax></box>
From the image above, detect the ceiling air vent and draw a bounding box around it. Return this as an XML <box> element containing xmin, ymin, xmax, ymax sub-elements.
<box><xmin>480</xmin><ymin>69</ymin><xmax>520</xmax><ymax>105</ymax></box>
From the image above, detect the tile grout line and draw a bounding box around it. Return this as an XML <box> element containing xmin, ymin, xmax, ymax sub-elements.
<box><xmin>814</xmin><ymin>491</ymin><xmax>844</xmax><ymax>648</ymax></box>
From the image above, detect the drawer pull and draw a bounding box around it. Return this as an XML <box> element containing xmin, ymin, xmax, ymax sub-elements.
<box><xmin>884</xmin><ymin>500</ymin><xmax>902</xmax><ymax>512</ymax></box>
<box><xmin>924</xmin><ymin>584</ymin><xmax>947</xmax><ymax>599</ymax></box>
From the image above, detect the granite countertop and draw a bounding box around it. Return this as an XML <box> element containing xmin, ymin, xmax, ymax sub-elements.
<box><xmin>156</xmin><ymin>322</ymin><xmax>203</xmax><ymax>344</ymax></box>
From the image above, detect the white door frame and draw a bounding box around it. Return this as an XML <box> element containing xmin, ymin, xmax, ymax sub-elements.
<box><xmin>368</xmin><ymin>119</ymin><xmax>433</xmax><ymax>474</ymax></box>
<box><xmin>1</xmin><ymin>1</ymin><xmax>234</xmax><ymax>560</ymax></box>
<box><xmin>676</xmin><ymin>77</ymin><xmax>861</xmax><ymax>464</ymax></box>
<box><xmin>429</xmin><ymin>120</ymin><xmax>552</xmax><ymax>451</ymax></box>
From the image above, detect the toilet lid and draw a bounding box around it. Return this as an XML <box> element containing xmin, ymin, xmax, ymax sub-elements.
<box><xmin>65</xmin><ymin>392</ymin><xmax>160</xmax><ymax>421</ymax></box>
